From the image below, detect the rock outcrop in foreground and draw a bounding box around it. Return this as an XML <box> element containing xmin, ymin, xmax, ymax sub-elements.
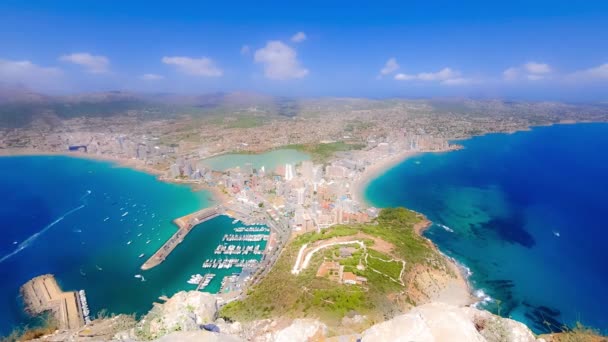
<box><xmin>29</xmin><ymin>290</ymin><xmax>564</xmax><ymax>341</ymax></box>
<box><xmin>115</xmin><ymin>291</ymin><xmax>218</xmax><ymax>341</ymax></box>
<box><xmin>361</xmin><ymin>302</ymin><xmax>540</xmax><ymax>342</ymax></box>
<box><xmin>109</xmin><ymin>291</ymin><xmax>543</xmax><ymax>342</ymax></box>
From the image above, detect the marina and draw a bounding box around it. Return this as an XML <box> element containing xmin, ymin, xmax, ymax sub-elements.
<box><xmin>202</xmin><ymin>258</ymin><xmax>259</xmax><ymax>269</ymax></box>
<box><xmin>222</xmin><ymin>234</ymin><xmax>268</xmax><ymax>242</ymax></box>
<box><xmin>187</xmin><ymin>273</ymin><xmax>216</xmax><ymax>291</ymax></box>
<box><xmin>78</xmin><ymin>290</ymin><xmax>91</xmax><ymax>325</ymax></box>
<box><xmin>233</xmin><ymin>226</ymin><xmax>269</xmax><ymax>233</ymax></box>
<box><xmin>213</xmin><ymin>244</ymin><xmax>263</xmax><ymax>255</ymax></box>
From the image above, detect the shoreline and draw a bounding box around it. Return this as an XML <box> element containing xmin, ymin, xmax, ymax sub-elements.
<box><xmin>0</xmin><ymin>148</ymin><xmax>165</xmax><ymax>176</ymax></box>
<box><xmin>414</xmin><ymin>217</ymin><xmax>475</xmax><ymax>307</ymax></box>
<box><xmin>351</xmin><ymin>150</ymin><xmax>419</xmax><ymax>205</ymax></box>
<box><xmin>3</xmin><ymin>147</ymin><xmax>475</xmax><ymax>307</ymax></box>
<box><xmin>0</xmin><ymin>149</ymin><xmax>232</xmax><ymax>203</ymax></box>
<box><xmin>351</xmin><ymin>148</ymin><xmax>479</xmax><ymax>308</ymax></box>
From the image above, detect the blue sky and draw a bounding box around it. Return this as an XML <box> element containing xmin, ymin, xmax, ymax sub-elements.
<box><xmin>0</xmin><ymin>0</ymin><xmax>607</xmax><ymax>100</ymax></box>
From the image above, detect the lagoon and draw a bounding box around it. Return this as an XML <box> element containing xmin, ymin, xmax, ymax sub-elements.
<box><xmin>200</xmin><ymin>149</ymin><xmax>310</xmax><ymax>171</ymax></box>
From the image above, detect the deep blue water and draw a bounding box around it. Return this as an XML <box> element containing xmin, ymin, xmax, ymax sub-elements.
<box><xmin>0</xmin><ymin>156</ymin><xmax>266</xmax><ymax>334</ymax></box>
<box><xmin>366</xmin><ymin>123</ymin><xmax>608</xmax><ymax>333</ymax></box>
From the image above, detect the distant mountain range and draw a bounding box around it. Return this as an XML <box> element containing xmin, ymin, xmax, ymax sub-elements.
<box><xmin>0</xmin><ymin>86</ymin><xmax>281</xmax><ymax>127</ymax></box>
<box><xmin>0</xmin><ymin>85</ymin><xmax>607</xmax><ymax>128</ymax></box>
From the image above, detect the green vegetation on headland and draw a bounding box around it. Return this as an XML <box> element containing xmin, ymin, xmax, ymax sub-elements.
<box><xmin>219</xmin><ymin>208</ymin><xmax>450</xmax><ymax>325</ymax></box>
<box><xmin>282</xmin><ymin>141</ymin><xmax>366</xmax><ymax>163</ymax></box>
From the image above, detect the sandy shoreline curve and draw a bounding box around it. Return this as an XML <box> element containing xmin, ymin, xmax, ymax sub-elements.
<box><xmin>0</xmin><ymin>149</ymin><xmax>230</xmax><ymax>204</ymax></box>
<box><xmin>351</xmin><ymin>150</ymin><xmax>419</xmax><ymax>205</ymax></box>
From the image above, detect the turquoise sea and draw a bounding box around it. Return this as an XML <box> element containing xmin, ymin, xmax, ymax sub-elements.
<box><xmin>201</xmin><ymin>149</ymin><xmax>310</xmax><ymax>171</ymax></box>
<box><xmin>0</xmin><ymin>156</ymin><xmax>266</xmax><ymax>334</ymax></box>
<box><xmin>365</xmin><ymin>123</ymin><xmax>608</xmax><ymax>333</ymax></box>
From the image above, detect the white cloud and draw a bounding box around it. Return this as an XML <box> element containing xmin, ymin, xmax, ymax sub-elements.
<box><xmin>503</xmin><ymin>67</ymin><xmax>520</xmax><ymax>81</ymax></box>
<box><xmin>393</xmin><ymin>67</ymin><xmax>467</xmax><ymax>85</ymax></box>
<box><xmin>162</xmin><ymin>56</ymin><xmax>222</xmax><ymax>77</ymax></box>
<box><xmin>0</xmin><ymin>59</ymin><xmax>62</xmax><ymax>89</ymax></box>
<box><xmin>59</xmin><ymin>52</ymin><xmax>109</xmax><ymax>73</ymax></box>
<box><xmin>254</xmin><ymin>41</ymin><xmax>308</xmax><ymax>80</ymax></box>
<box><xmin>140</xmin><ymin>73</ymin><xmax>164</xmax><ymax>81</ymax></box>
<box><xmin>524</xmin><ymin>62</ymin><xmax>551</xmax><ymax>74</ymax></box>
<box><xmin>241</xmin><ymin>45</ymin><xmax>250</xmax><ymax>55</ymax></box>
<box><xmin>394</xmin><ymin>73</ymin><xmax>415</xmax><ymax>81</ymax></box>
<box><xmin>417</xmin><ymin>67</ymin><xmax>460</xmax><ymax>81</ymax></box>
<box><xmin>441</xmin><ymin>77</ymin><xmax>472</xmax><ymax>86</ymax></box>
<box><xmin>380</xmin><ymin>58</ymin><xmax>399</xmax><ymax>76</ymax></box>
<box><xmin>569</xmin><ymin>63</ymin><xmax>608</xmax><ymax>80</ymax></box>
<box><xmin>503</xmin><ymin>61</ymin><xmax>552</xmax><ymax>81</ymax></box>
<box><xmin>291</xmin><ymin>32</ymin><xmax>307</xmax><ymax>43</ymax></box>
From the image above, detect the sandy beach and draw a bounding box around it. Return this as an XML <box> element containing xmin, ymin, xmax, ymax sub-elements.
<box><xmin>0</xmin><ymin>148</ymin><xmax>165</xmax><ymax>175</ymax></box>
<box><xmin>351</xmin><ymin>150</ymin><xmax>418</xmax><ymax>205</ymax></box>
<box><xmin>0</xmin><ymin>149</ymin><xmax>230</xmax><ymax>204</ymax></box>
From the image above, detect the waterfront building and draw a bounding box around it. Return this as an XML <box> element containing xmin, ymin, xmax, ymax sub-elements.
<box><xmin>296</xmin><ymin>187</ymin><xmax>306</xmax><ymax>205</ymax></box>
<box><xmin>285</xmin><ymin>163</ymin><xmax>294</xmax><ymax>181</ymax></box>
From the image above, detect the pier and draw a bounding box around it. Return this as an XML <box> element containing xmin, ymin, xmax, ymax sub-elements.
<box><xmin>20</xmin><ymin>274</ymin><xmax>87</xmax><ymax>330</ymax></box>
<box><xmin>195</xmin><ymin>273</ymin><xmax>216</xmax><ymax>291</ymax></box>
<box><xmin>141</xmin><ymin>206</ymin><xmax>223</xmax><ymax>270</ymax></box>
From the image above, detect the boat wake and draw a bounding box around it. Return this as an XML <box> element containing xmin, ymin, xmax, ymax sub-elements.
<box><xmin>79</xmin><ymin>190</ymin><xmax>92</xmax><ymax>201</ymax></box>
<box><xmin>437</xmin><ymin>223</ymin><xmax>455</xmax><ymax>233</ymax></box>
<box><xmin>0</xmin><ymin>197</ymin><xmax>88</xmax><ymax>264</ymax></box>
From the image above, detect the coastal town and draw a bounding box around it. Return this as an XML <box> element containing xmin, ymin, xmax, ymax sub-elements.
<box><xmin>3</xmin><ymin>0</ymin><xmax>608</xmax><ymax>338</ymax></box>
<box><xmin>3</xmin><ymin>94</ymin><xmax>608</xmax><ymax>339</ymax></box>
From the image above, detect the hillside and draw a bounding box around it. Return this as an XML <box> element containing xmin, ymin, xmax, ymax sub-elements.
<box><xmin>219</xmin><ymin>208</ymin><xmax>471</xmax><ymax>331</ymax></box>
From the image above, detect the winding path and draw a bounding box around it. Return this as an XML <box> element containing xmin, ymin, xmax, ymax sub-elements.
<box><xmin>291</xmin><ymin>239</ymin><xmax>406</xmax><ymax>286</ymax></box>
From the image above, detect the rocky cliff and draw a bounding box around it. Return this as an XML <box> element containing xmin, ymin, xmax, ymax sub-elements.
<box><xmin>29</xmin><ymin>290</ymin><xmax>604</xmax><ymax>341</ymax></box>
<box><xmin>116</xmin><ymin>291</ymin><xmax>544</xmax><ymax>342</ymax></box>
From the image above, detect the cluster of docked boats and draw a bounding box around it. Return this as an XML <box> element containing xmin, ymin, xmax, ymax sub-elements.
<box><xmin>233</xmin><ymin>226</ymin><xmax>269</xmax><ymax>233</ymax></box>
<box><xmin>187</xmin><ymin>273</ymin><xmax>215</xmax><ymax>290</ymax></box>
<box><xmin>219</xmin><ymin>274</ymin><xmax>239</xmax><ymax>291</ymax></box>
<box><xmin>202</xmin><ymin>258</ymin><xmax>259</xmax><ymax>269</ymax></box>
<box><xmin>78</xmin><ymin>290</ymin><xmax>91</xmax><ymax>324</ymax></box>
<box><xmin>214</xmin><ymin>244</ymin><xmax>263</xmax><ymax>255</ymax></box>
<box><xmin>222</xmin><ymin>234</ymin><xmax>268</xmax><ymax>242</ymax></box>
